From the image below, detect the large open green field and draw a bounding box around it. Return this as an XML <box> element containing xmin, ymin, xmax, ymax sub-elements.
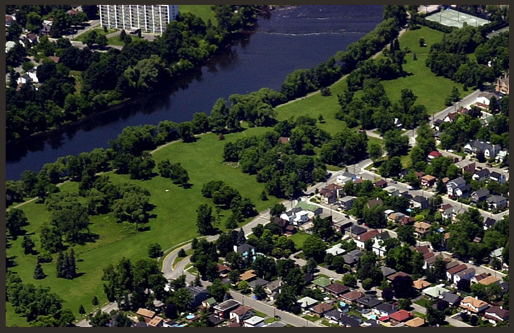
<box><xmin>6</xmin><ymin>128</ymin><xmax>281</xmax><ymax>326</ymax></box>
<box><xmin>178</xmin><ymin>5</ymin><xmax>217</xmax><ymax>25</ymax></box>
<box><xmin>275</xmin><ymin>26</ymin><xmax>467</xmax><ymax>132</ymax></box>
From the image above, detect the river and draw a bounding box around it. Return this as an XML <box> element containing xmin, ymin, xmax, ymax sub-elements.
<box><xmin>6</xmin><ymin>5</ymin><xmax>383</xmax><ymax>180</ymax></box>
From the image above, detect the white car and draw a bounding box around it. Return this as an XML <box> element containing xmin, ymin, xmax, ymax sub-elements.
<box><xmin>407</xmin><ymin>185</ymin><xmax>413</xmax><ymax>190</ymax></box>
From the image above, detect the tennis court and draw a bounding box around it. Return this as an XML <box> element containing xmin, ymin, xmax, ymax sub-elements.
<box><xmin>426</xmin><ymin>9</ymin><xmax>490</xmax><ymax>29</ymax></box>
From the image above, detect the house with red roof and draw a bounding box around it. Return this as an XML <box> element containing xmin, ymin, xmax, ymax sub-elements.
<box><xmin>428</xmin><ymin>151</ymin><xmax>442</xmax><ymax>160</ymax></box>
<box><xmin>389</xmin><ymin>310</ymin><xmax>413</xmax><ymax>324</ymax></box>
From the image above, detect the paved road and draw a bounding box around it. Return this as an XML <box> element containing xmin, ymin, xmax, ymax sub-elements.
<box><xmin>65</xmin><ymin>19</ymin><xmax>100</xmax><ymax>40</ymax></box>
<box><xmin>75</xmin><ymin>301</ymin><xmax>119</xmax><ymax>327</ymax></box>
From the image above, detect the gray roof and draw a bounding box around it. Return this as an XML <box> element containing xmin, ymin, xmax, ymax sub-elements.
<box><xmin>457</xmin><ymin>184</ymin><xmax>472</xmax><ymax>193</ymax></box>
<box><xmin>356</xmin><ymin>296</ymin><xmax>382</xmax><ymax>308</ymax></box>
<box><xmin>441</xmin><ymin>292</ymin><xmax>461</xmax><ymax>305</ymax></box>
<box><xmin>340</xmin><ymin>196</ymin><xmax>357</xmax><ymax>203</ymax></box>
<box><xmin>343</xmin><ymin>249</ymin><xmax>363</xmax><ymax>264</ymax></box>
<box><xmin>376</xmin><ymin>231</ymin><xmax>391</xmax><ymax>241</ymax></box>
<box><xmin>381</xmin><ymin>267</ymin><xmax>396</xmax><ymax>277</ymax></box>
<box><xmin>457</xmin><ymin>268</ymin><xmax>475</xmax><ymax>277</ymax></box>
<box><xmin>484</xmin><ymin>217</ymin><xmax>497</xmax><ymax>228</ymax></box>
<box><xmin>213</xmin><ymin>299</ymin><xmax>240</xmax><ymax>311</ymax></box>
<box><xmin>236</xmin><ymin>244</ymin><xmax>255</xmax><ymax>253</ymax></box>
<box><xmin>412</xmin><ymin>196</ymin><xmax>428</xmax><ymax>203</ymax></box>
<box><xmin>400</xmin><ymin>192</ymin><xmax>413</xmax><ymax>199</ymax></box>
<box><xmin>449</xmin><ymin>177</ymin><xmax>466</xmax><ymax>187</ymax></box>
<box><xmin>188</xmin><ymin>286</ymin><xmax>209</xmax><ymax>297</ymax></box>
<box><xmin>474</xmin><ymin>169</ymin><xmax>490</xmax><ymax>177</ymax></box>
<box><xmin>339</xmin><ymin>314</ymin><xmax>361</xmax><ymax>327</ymax></box>
<box><xmin>249</xmin><ymin>278</ymin><xmax>269</xmax><ymax>289</ymax></box>
<box><xmin>364</xmin><ymin>319</ymin><xmax>382</xmax><ymax>327</ymax></box>
<box><xmin>265</xmin><ymin>280</ymin><xmax>282</xmax><ymax>291</ymax></box>
<box><xmin>490</xmin><ymin>171</ymin><xmax>503</xmax><ymax>179</ymax></box>
<box><xmin>473</xmin><ymin>189</ymin><xmax>490</xmax><ymax>198</ymax></box>
<box><xmin>375</xmin><ymin>303</ymin><xmax>397</xmax><ymax>315</ymax></box>
<box><xmin>487</xmin><ymin>195</ymin><xmax>506</xmax><ymax>203</ymax></box>
<box><xmin>468</xmin><ymin>140</ymin><xmax>501</xmax><ymax>154</ymax></box>
<box><xmin>350</xmin><ymin>225</ymin><xmax>367</xmax><ymax>235</ymax></box>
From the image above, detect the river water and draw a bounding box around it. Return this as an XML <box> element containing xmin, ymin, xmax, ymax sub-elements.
<box><xmin>6</xmin><ymin>5</ymin><xmax>383</xmax><ymax>180</ymax></box>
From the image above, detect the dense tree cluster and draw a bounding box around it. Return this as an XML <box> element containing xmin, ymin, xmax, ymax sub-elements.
<box><xmin>56</xmin><ymin>250</ymin><xmax>77</xmax><ymax>279</ymax></box>
<box><xmin>6</xmin><ymin>272</ymin><xmax>75</xmax><ymax>326</ymax></box>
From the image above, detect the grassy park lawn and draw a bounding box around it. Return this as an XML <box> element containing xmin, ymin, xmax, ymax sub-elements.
<box><xmin>6</xmin><ymin>128</ymin><xmax>281</xmax><ymax>326</ymax></box>
<box><xmin>73</xmin><ymin>27</ymin><xmax>117</xmax><ymax>43</ymax></box>
<box><xmin>289</xmin><ymin>232</ymin><xmax>310</xmax><ymax>250</ymax></box>
<box><xmin>107</xmin><ymin>35</ymin><xmax>137</xmax><ymax>46</ymax></box>
<box><xmin>179</xmin><ymin>5</ymin><xmax>217</xmax><ymax>25</ymax></box>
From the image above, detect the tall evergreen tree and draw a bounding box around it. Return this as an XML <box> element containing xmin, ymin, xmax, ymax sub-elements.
<box><xmin>57</xmin><ymin>251</ymin><xmax>66</xmax><ymax>278</ymax></box>
<box><xmin>66</xmin><ymin>250</ymin><xmax>77</xmax><ymax>279</ymax></box>
<box><xmin>34</xmin><ymin>262</ymin><xmax>45</xmax><ymax>279</ymax></box>
<box><xmin>237</xmin><ymin>228</ymin><xmax>246</xmax><ymax>246</ymax></box>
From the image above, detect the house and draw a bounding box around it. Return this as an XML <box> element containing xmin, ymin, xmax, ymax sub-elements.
<box><xmin>230</xmin><ymin>305</ymin><xmax>254</xmax><ymax>324</ymax></box>
<box><xmin>440</xmin><ymin>292</ymin><xmax>462</xmax><ymax>307</ymax></box>
<box><xmin>356</xmin><ymin>296</ymin><xmax>382</xmax><ymax>309</ymax></box>
<box><xmin>495</xmin><ymin>73</ymin><xmax>509</xmax><ymax>95</ymax></box>
<box><xmin>343</xmin><ymin>249</ymin><xmax>363</xmax><ymax>266</ymax></box>
<box><xmin>371</xmin><ymin>234</ymin><xmax>389</xmax><ymax>257</ymax></box>
<box><xmin>464</xmin><ymin>140</ymin><xmax>502</xmax><ymax>159</ymax></box>
<box><xmin>162</xmin><ymin>319</ymin><xmax>180</xmax><ymax>327</ymax></box>
<box><xmin>444</xmin><ymin>112</ymin><xmax>458</xmax><ymax>123</ymax></box>
<box><xmin>234</xmin><ymin>244</ymin><xmax>256</xmax><ymax>261</ymax></box>
<box><xmin>384</xmin><ymin>186</ymin><xmax>399</xmax><ymax>197</ymax></box>
<box><xmin>473</xmin><ymin>168</ymin><xmax>490</xmax><ymax>182</ymax></box>
<box><xmin>325</xmin><ymin>243</ymin><xmax>345</xmax><ymax>257</ymax></box>
<box><xmin>399</xmin><ymin>216</ymin><xmax>415</xmax><ymax>226</ymax></box>
<box><xmin>490</xmin><ymin>247</ymin><xmax>504</xmax><ymax>260</ymax></box>
<box><xmin>187</xmin><ymin>286</ymin><xmax>210</xmax><ymax>307</ymax></box>
<box><xmin>240</xmin><ymin>270</ymin><xmax>257</xmax><ymax>282</ymax></box>
<box><xmin>349</xmin><ymin>225</ymin><xmax>367</xmax><ymax>236</ymax></box>
<box><xmin>217</xmin><ymin>263</ymin><xmax>231</xmax><ymax>278</ymax></box>
<box><xmin>312</xmin><ymin>276</ymin><xmax>331</xmax><ymax>289</ymax></box>
<box><xmin>213</xmin><ymin>299</ymin><xmax>240</xmax><ymax>319</ymax></box>
<box><xmin>280</xmin><ymin>208</ymin><xmax>309</xmax><ymax>225</ymax></box>
<box><xmin>5</xmin><ymin>14</ymin><xmax>16</xmax><ymax>27</ymax></box>
<box><xmin>484</xmin><ymin>306</ymin><xmax>509</xmax><ymax>324</ymax></box>
<box><xmin>136</xmin><ymin>308</ymin><xmax>156</xmax><ymax>320</ymax></box>
<box><xmin>414</xmin><ymin>222</ymin><xmax>431</xmax><ymax>237</ymax></box>
<box><xmin>320</xmin><ymin>184</ymin><xmax>344</xmax><ymax>204</ymax></box>
<box><xmin>367</xmin><ymin>198</ymin><xmax>383</xmax><ymax>209</ymax></box>
<box><xmin>340</xmin><ymin>196</ymin><xmax>357</xmax><ymax>210</ymax></box>
<box><xmin>243</xmin><ymin>316</ymin><xmax>265</xmax><ymax>327</ymax></box>
<box><xmin>489</xmin><ymin>171</ymin><xmax>507</xmax><ymax>184</ymax></box>
<box><xmin>387</xmin><ymin>212</ymin><xmax>405</xmax><ymax>222</ymax></box>
<box><xmin>471</xmin><ymin>189</ymin><xmax>490</xmax><ymax>203</ymax></box>
<box><xmin>337</xmin><ymin>172</ymin><xmax>357</xmax><ymax>185</ymax></box>
<box><xmin>487</xmin><ymin>195</ymin><xmax>507</xmax><ymax>210</ymax></box>
<box><xmin>410</xmin><ymin>196</ymin><xmax>429</xmax><ymax>210</ymax></box>
<box><xmin>455</xmin><ymin>159</ymin><xmax>476</xmax><ymax>174</ymax></box>
<box><xmin>495</xmin><ymin>150</ymin><xmax>508</xmax><ymax>163</ymax></box>
<box><xmin>439</xmin><ymin>204</ymin><xmax>455</xmax><ymax>220</ymax></box>
<box><xmin>421</xmin><ymin>175</ymin><xmax>437</xmax><ymax>188</ymax></box>
<box><xmin>460</xmin><ymin>296</ymin><xmax>490</xmax><ymax>314</ymax></box>
<box><xmin>264</xmin><ymin>280</ymin><xmax>282</xmax><ymax>297</ymax></box>
<box><xmin>341</xmin><ymin>290</ymin><xmax>364</xmax><ymax>304</ymax></box>
<box><xmin>354</xmin><ymin>229</ymin><xmax>380</xmax><ymax>250</ymax></box>
<box><xmin>339</xmin><ymin>314</ymin><xmax>362</xmax><ymax>327</ymax></box>
<box><xmin>278</xmin><ymin>137</ymin><xmax>290</xmax><ymax>144</ymax></box>
<box><xmin>447</xmin><ymin>177</ymin><xmax>466</xmax><ymax>198</ymax></box>
<box><xmin>413</xmin><ymin>279</ymin><xmax>431</xmax><ymax>291</ymax></box>
<box><xmin>374</xmin><ymin>179</ymin><xmax>388</xmax><ymax>188</ymax></box>
<box><xmin>148</xmin><ymin>316</ymin><xmax>164</xmax><ymax>327</ymax></box>
<box><xmin>478</xmin><ymin>276</ymin><xmax>500</xmax><ymax>286</ymax></box>
<box><xmin>389</xmin><ymin>310</ymin><xmax>413</xmax><ymax>324</ymax></box>
<box><xmin>310</xmin><ymin>303</ymin><xmax>333</xmax><ymax>316</ymax></box>
<box><xmin>284</xmin><ymin>225</ymin><xmax>296</xmax><ymax>235</ymax></box>
<box><xmin>202</xmin><ymin>297</ymin><xmax>217</xmax><ymax>309</ymax></box>
<box><xmin>428</xmin><ymin>151</ymin><xmax>443</xmax><ymax>160</ymax></box>
<box><xmin>273</xmin><ymin>217</ymin><xmax>289</xmax><ymax>234</ymax></box>
<box><xmin>405</xmin><ymin>317</ymin><xmax>425</xmax><ymax>327</ymax></box>
<box><xmin>423</xmin><ymin>284</ymin><xmax>450</xmax><ymax>299</ymax></box>
<box><xmin>454</xmin><ymin>184</ymin><xmax>472</xmax><ymax>199</ymax></box>
<box><xmin>454</xmin><ymin>268</ymin><xmax>475</xmax><ymax>284</ymax></box>
<box><xmin>248</xmin><ymin>278</ymin><xmax>268</xmax><ymax>290</ymax></box>
<box><xmin>476</xmin><ymin>92</ymin><xmax>499</xmax><ymax>108</ymax></box>
<box><xmin>413</xmin><ymin>245</ymin><xmax>431</xmax><ymax>255</ymax></box>
<box><xmin>446</xmin><ymin>264</ymin><xmax>467</xmax><ymax>283</ymax></box>
<box><xmin>471</xmin><ymin>273</ymin><xmax>489</xmax><ymax>284</ymax></box>
<box><xmin>380</xmin><ymin>266</ymin><xmax>396</xmax><ymax>278</ymax></box>
<box><xmin>445</xmin><ymin>261</ymin><xmax>460</xmax><ymax>271</ymax></box>
<box><xmin>325</xmin><ymin>283</ymin><xmax>349</xmax><ymax>298</ymax></box>
<box><xmin>297</xmin><ymin>296</ymin><xmax>318</xmax><ymax>309</ymax></box>
<box><xmin>387</xmin><ymin>271</ymin><xmax>410</xmax><ymax>282</ymax></box>
<box><xmin>433</xmin><ymin>119</ymin><xmax>444</xmax><ymax>131</ymax></box>
<box><xmin>374</xmin><ymin>303</ymin><xmax>398</xmax><ymax>318</ymax></box>
<box><xmin>400</xmin><ymin>191</ymin><xmax>413</xmax><ymax>200</ymax></box>
<box><xmin>483</xmin><ymin>217</ymin><xmax>497</xmax><ymax>230</ymax></box>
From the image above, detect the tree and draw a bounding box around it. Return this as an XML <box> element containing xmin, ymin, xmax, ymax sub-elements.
<box><xmin>79</xmin><ymin>305</ymin><xmax>86</xmax><ymax>315</ymax></box>
<box><xmin>398</xmin><ymin>298</ymin><xmax>411</xmax><ymax>310</ymax></box>
<box><xmin>6</xmin><ymin>208</ymin><xmax>29</xmax><ymax>239</ymax></box>
<box><xmin>275</xmin><ymin>285</ymin><xmax>297</xmax><ymax>311</ymax></box>
<box><xmin>120</xmin><ymin>29</ymin><xmax>127</xmax><ymax>42</ymax></box>
<box><xmin>148</xmin><ymin>243</ymin><xmax>162</xmax><ymax>258</ymax></box>
<box><xmin>253</xmin><ymin>284</ymin><xmax>266</xmax><ymax>300</ymax></box>
<box><xmin>384</xmin><ymin>129</ymin><xmax>409</xmax><ymax>157</ymax></box>
<box><xmin>397</xmin><ymin>225</ymin><xmax>416</xmax><ymax>245</ymax></box>
<box><xmin>92</xmin><ymin>296</ymin><xmax>99</xmax><ymax>306</ymax></box>
<box><xmin>362</xmin><ymin>278</ymin><xmax>374</xmax><ymax>291</ymax></box>
<box><xmin>34</xmin><ymin>262</ymin><xmax>45</xmax><ymax>280</ymax></box>
<box><xmin>457</xmin><ymin>278</ymin><xmax>470</xmax><ymax>292</ymax></box>
<box><xmin>419</xmin><ymin>37</ymin><xmax>425</xmax><ymax>47</ymax></box>
<box><xmin>382</xmin><ymin>287</ymin><xmax>394</xmax><ymax>302</ymax></box>
<box><xmin>84</xmin><ymin>30</ymin><xmax>98</xmax><ymax>48</ymax></box>
<box><xmin>21</xmin><ymin>235</ymin><xmax>36</xmax><ymax>255</ymax></box>
<box><xmin>413</xmin><ymin>52</ymin><xmax>417</xmax><ymax>61</ymax></box>
<box><xmin>26</xmin><ymin>12</ymin><xmax>43</xmax><ymax>33</ymax></box>
<box><xmin>391</xmin><ymin>275</ymin><xmax>415</xmax><ymax>299</ymax></box>
<box><xmin>302</xmin><ymin>235</ymin><xmax>326</xmax><ymax>262</ymax></box>
<box><xmin>342</xmin><ymin>274</ymin><xmax>357</xmax><ymax>288</ymax></box>
<box><xmin>178</xmin><ymin>122</ymin><xmax>195</xmax><ymax>142</ymax></box>
<box><xmin>207</xmin><ymin>279</ymin><xmax>228</xmax><ymax>302</ymax></box>
<box><xmin>237</xmin><ymin>280</ymin><xmax>250</xmax><ymax>293</ymax></box>
<box><xmin>369</xmin><ymin>141</ymin><xmax>383</xmax><ymax>163</ymax></box>
<box><xmin>196</xmin><ymin>204</ymin><xmax>214</xmax><ymax>235</ymax></box>
<box><xmin>270</xmin><ymin>203</ymin><xmax>286</xmax><ymax>216</ymax></box>
<box><xmin>426</xmin><ymin>305</ymin><xmax>446</xmax><ymax>326</ymax></box>
<box><xmin>260</xmin><ymin>190</ymin><xmax>268</xmax><ymax>201</ymax></box>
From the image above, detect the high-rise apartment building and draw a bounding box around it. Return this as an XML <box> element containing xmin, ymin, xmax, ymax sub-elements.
<box><xmin>99</xmin><ymin>5</ymin><xmax>179</xmax><ymax>34</ymax></box>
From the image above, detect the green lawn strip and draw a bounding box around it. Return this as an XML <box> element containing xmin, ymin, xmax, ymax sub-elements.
<box><xmin>178</xmin><ymin>5</ymin><xmax>217</xmax><ymax>25</ymax></box>
<box><xmin>6</xmin><ymin>128</ymin><xmax>281</xmax><ymax>324</ymax></box>
<box><xmin>347</xmin><ymin>309</ymin><xmax>365</xmax><ymax>320</ymax></box>
<box><xmin>265</xmin><ymin>317</ymin><xmax>278</xmax><ymax>324</ymax></box>
<box><xmin>414</xmin><ymin>312</ymin><xmax>427</xmax><ymax>319</ymax></box>
<box><xmin>288</xmin><ymin>232</ymin><xmax>310</xmax><ymax>250</ymax></box>
<box><xmin>303</xmin><ymin>314</ymin><xmax>320</xmax><ymax>322</ymax></box>
<box><xmin>414</xmin><ymin>297</ymin><xmax>430</xmax><ymax>308</ymax></box>
<box><xmin>69</xmin><ymin>70</ymin><xmax>83</xmax><ymax>93</ymax></box>
<box><xmin>321</xmin><ymin>319</ymin><xmax>340</xmax><ymax>327</ymax></box>
<box><xmin>172</xmin><ymin>248</ymin><xmax>194</xmax><ymax>268</ymax></box>
<box><xmin>107</xmin><ymin>35</ymin><xmax>137</xmax><ymax>46</ymax></box>
<box><xmin>73</xmin><ymin>27</ymin><xmax>117</xmax><ymax>42</ymax></box>
<box><xmin>400</xmin><ymin>154</ymin><xmax>412</xmax><ymax>169</ymax></box>
<box><xmin>253</xmin><ymin>310</ymin><xmax>267</xmax><ymax>318</ymax></box>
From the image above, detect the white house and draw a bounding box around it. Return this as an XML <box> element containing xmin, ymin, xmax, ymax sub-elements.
<box><xmin>453</xmin><ymin>268</ymin><xmax>475</xmax><ymax>285</ymax></box>
<box><xmin>280</xmin><ymin>208</ymin><xmax>309</xmax><ymax>225</ymax></box>
<box><xmin>371</xmin><ymin>237</ymin><xmax>387</xmax><ymax>257</ymax></box>
<box><xmin>326</xmin><ymin>243</ymin><xmax>345</xmax><ymax>256</ymax></box>
<box><xmin>297</xmin><ymin>296</ymin><xmax>318</xmax><ymax>309</ymax></box>
<box><xmin>354</xmin><ymin>229</ymin><xmax>379</xmax><ymax>250</ymax></box>
<box><xmin>336</xmin><ymin>172</ymin><xmax>357</xmax><ymax>185</ymax></box>
<box><xmin>243</xmin><ymin>316</ymin><xmax>265</xmax><ymax>327</ymax></box>
<box><xmin>460</xmin><ymin>296</ymin><xmax>490</xmax><ymax>314</ymax></box>
<box><xmin>489</xmin><ymin>171</ymin><xmax>507</xmax><ymax>184</ymax></box>
<box><xmin>476</xmin><ymin>92</ymin><xmax>500</xmax><ymax>108</ymax></box>
<box><xmin>384</xmin><ymin>186</ymin><xmax>399</xmax><ymax>197</ymax></box>
<box><xmin>447</xmin><ymin>177</ymin><xmax>466</xmax><ymax>198</ymax></box>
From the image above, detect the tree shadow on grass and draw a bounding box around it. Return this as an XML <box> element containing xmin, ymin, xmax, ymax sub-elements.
<box><xmin>182</xmin><ymin>183</ymin><xmax>193</xmax><ymax>190</ymax></box>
